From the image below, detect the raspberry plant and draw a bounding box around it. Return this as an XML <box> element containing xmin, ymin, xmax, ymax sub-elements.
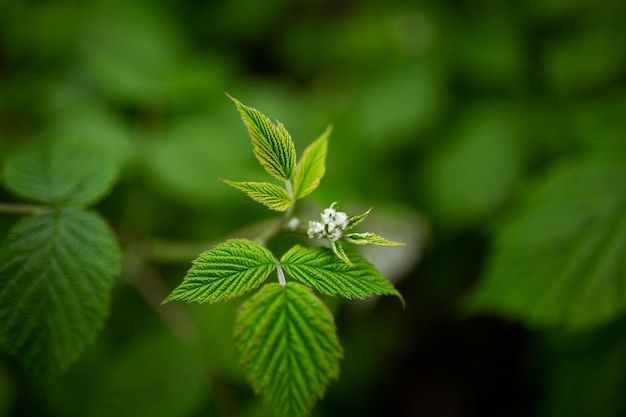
<box><xmin>163</xmin><ymin>96</ymin><xmax>405</xmax><ymax>417</ymax></box>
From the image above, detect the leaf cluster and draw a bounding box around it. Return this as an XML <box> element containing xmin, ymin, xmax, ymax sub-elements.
<box><xmin>223</xmin><ymin>96</ymin><xmax>330</xmax><ymax>211</ymax></box>
<box><xmin>164</xmin><ymin>97</ymin><xmax>404</xmax><ymax>417</ymax></box>
<box><xmin>0</xmin><ymin>141</ymin><xmax>121</xmax><ymax>378</ymax></box>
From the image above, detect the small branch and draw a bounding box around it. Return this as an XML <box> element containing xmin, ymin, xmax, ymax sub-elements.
<box><xmin>132</xmin><ymin>261</ymin><xmax>198</xmax><ymax>345</ymax></box>
<box><xmin>0</xmin><ymin>202</ymin><xmax>50</xmax><ymax>215</ymax></box>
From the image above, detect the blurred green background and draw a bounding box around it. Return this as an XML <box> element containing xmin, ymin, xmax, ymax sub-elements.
<box><xmin>1</xmin><ymin>0</ymin><xmax>626</xmax><ymax>416</ymax></box>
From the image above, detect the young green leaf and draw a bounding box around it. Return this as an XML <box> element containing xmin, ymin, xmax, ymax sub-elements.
<box><xmin>229</xmin><ymin>96</ymin><xmax>296</xmax><ymax>181</ymax></box>
<box><xmin>291</xmin><ymin>126</ymin><xmax>331</xmax><ymax>199</ymax></box>
<box><xmin>2</xmin><ymin>140</ymin><xmax>119</xmax><ymax>207</ymax></box>
<box><xmin>344</xmin><ymin>232</ymin><xmax>405</xmax><ymax>246</ymax></box>
<box><xmin>466</xmin><ymin>156</ymin><xmax>626</xmax><ymax>330</ymax></box>
<box><xmin>345</xmin><ymin>208</ymin><xmax>371</xmax><ymax>231</ymax></box>
<box><xmin>281</xmin><ymin>245</ymin><xmax>403</xmax><ymax>304</ymax></box>
<box><xmin>0</xmin><ymin>209</ymin><xmax>120</xmax><ymax>378</ymax></box>
<box><xmin>164</xmin><ymin>239</ymin><xmax>276</xmax><ymax>304</ymax></box>
<box><xmin>234</xmin><ymin>283</ymin><xmax>342</xmax><ymax>417</ymax></box>
<box><xmin>222</xmin><ymin>180</ymin><xmax>293</xmax><ymax>211</ymax></box>
<box><xmin>331</xmin><ymin>240</ymin><xmax>352</xmax><ymax>266</ymax></box>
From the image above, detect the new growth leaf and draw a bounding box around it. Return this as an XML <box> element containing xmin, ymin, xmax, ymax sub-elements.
<box><xmin>222</xmin><ymin>180</ymin><xmax>293</xmax><ymax>211</ymax></box>
<box><xmin>229</xmin><ymin>95</ymin><xmax>296</xmax><ymax>182</ymax></box>
<box><xmin>292</xmin><ymin>126</ymin><xmax>330</xmax><ymax>199</ymax></box>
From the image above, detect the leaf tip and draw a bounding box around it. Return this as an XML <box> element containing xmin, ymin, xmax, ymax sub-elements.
<box><xmin>397</xmin><ymin>292</ymin><xmax>406</xmax><ymax>308</ymax></box>
<box><xmin>224</xmin><ymin>91</ymin><xmax>238</xmax><ymax>104</ymax></box>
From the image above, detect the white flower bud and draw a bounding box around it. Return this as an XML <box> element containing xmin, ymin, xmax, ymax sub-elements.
<box><xmin>329</xmin><ymin>227</ymin><xmax>343</xmax><ymax>242</ymax></box>
<box><xmin>307</xmin><ymin>221</ymin><xmax>325</xmax><ymax>239</ymax></box>
<box><xmin>321</xmin><ymin>208</ymin><xmax>335</xmax><ymax>224</ymax></box>
<box><xmin>334</xmin><ymin>211</ymin><xmax>348</xmax><ymax>230</ymax></box>
<box><xmin>307</xmin><ymin>203</ymin><xmax>351</xmax><ymax>242</ymax></box>
<box><xmin>286</xmin><ymin>217</ymin><xmax>300</xmax><ymax>231</ymax></box>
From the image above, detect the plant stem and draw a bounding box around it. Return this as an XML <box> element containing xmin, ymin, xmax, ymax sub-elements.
<box><xmin>0</xmin><ymin>202</ymin><xmax>50</xmax><ymax>215</ymax></box>
<box><xmin>284</xmin><ymin>179</ymin><xmax>295</xmax><ymax>218</ymax></box>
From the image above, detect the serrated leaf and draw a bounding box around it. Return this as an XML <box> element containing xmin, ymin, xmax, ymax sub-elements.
<box><xmin>229</xmin><ymin>96</ymin><xmax>296</xmax><ymax>181</ymax></box>
<box><xmin>164</xmin><ymin>239</ymin><xmax>276</xmax><ymax>304</ymax></box>
<box><xmin>0</xmin><ymin>209</ymin><xmax>120</xmax><ymax>378</ymax></box>
<box><xmin>222</xmin><ymin>180</ymin><xmax>293</xmax><ymax>211</ymax></box>
<box><xmin>281</xmin><ymin>245</ymin><xmax>403</xmax><ymax>303</ymax></box>
<box><xmin>467</xmin><ymin>156</ymin><xmax>626</xmax><ymax>330</ymax></box>
<box><xmin>344</xmin><ymin>232</ymin><xmax>405</xmax><ymax>246</ymax></box>
<box><xmin>346</xmin><ymin>208</ymin><xmax>371</xmax><ymax>231</ymax></box>
<box><xmin>331</xmin><ymin>240</ymin><xmax>352</xmax><ymax>267</ymax></box>
<box><xmin>234</xmin><ymin>283</ymin><xmax>342</xmax><ymax>417</ymax></box>
<box><xmin>2</xmin><ymin>141</ymin><xmax>119</xmax><ymax>207</ymax></box>
<box><xmin>291</xmin><ymin>126</ymin><xmax>330</xmax><ymax>199</ymax></box>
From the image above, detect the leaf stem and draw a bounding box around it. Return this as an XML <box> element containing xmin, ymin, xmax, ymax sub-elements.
<box><xmin>276</xmin><ymin>259</ymin><xmax>286</xmax><ymax>286</ymax></box>
<box><xmin>0</xmin><ymin>202</ymin><xmax>50</xmax><ymax>215</ymax></box>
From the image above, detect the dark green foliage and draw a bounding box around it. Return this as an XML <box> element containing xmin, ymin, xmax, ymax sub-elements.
<box><xmin>1</xmin><ymin>0</ymin><xmax>626</xmax><ymax>416</ymax></box>
<box><xmin>0</xmin><ymin>140</ymin><xmax>121</xmax><ymax>379</ymax></box>
<box><xmin>0</xmin><ymin>209</ymin><xmax>119</xmax><ymax>377</ymax></box>
<box><xmin>468</xmin><ymin>155</ymin><xmax>626</xmax><ymax>330</ymax></box>
<box><xmin>3</xmin><ymin>142</ymin><xmax>118</xmax><ymax>207</ymax></box>
<box><xmin>88</xmin><ymin>333</ymin><xmax>206</xmax><ymax>417</ymax></box>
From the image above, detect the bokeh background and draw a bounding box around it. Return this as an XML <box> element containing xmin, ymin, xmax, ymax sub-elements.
<box><xmin>1</xmin><ymin>0</ymin><xmax>626</xmax><ymax>416</ymax></box>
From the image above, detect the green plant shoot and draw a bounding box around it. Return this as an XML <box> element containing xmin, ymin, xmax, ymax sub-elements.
<box><xmin>163</xmin><ymin>96</ymin><xmax>405</xmax><ymax>417</ymax></box>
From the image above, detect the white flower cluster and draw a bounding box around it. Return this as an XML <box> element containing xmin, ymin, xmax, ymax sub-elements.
<box><xmin>307</xmin><ymin>203</ymin><xmax>349</xmax><ymax>242</ymax></box>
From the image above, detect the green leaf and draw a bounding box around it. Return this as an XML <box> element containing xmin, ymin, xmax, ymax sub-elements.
<box><xmin>331</xmin><ymin>240</ymin><xmax>352</xmax><ymax>267</ymax></box>
<box><xmin>344</xmin><ymin>232</ymin><xmax>405</xmax><ymax>246</ymax></box>
<box><xmin>2</xmin><ymin>141</ymin><xmax>119</xmax><ymax>207</ymax></box>
<box><xmin>222</xmin><ymin>180</ymin><xmax>293</xmax><ymax>211</ymax></box>
<box><xmin>164</xmin><ymin>239</ymin><xmax>276</xmax><ymax>304</ymax></box>
<box><xmin>234</xmin><ymin>283</ymin><xmax>342</xmax><ymax>417</ymax></box>
<box><xmin>281</xmin><ymin>245</ymin><xmax>403</xmax><ymax>303</ymax></box>
<box><xmin>467</xmin><ymin>156</ymin><xmax>626</xmax><ymax>330</ymax></box>
<box><xmin>229</xmin><ymin>95</ymin><xmax>296</xmax><ymax>181</ymax></box>
<box><xmin>0</xmin><ymin>209</ymin><xmax>120</xmax><ymax>378</ymax></box>
<box><xmin>291</xmin><ymin>126</ymin><xmax>330</xmax><ymax>199</ymax></box>
<box><xmin>346</xmin><ymin>208</ymin><xmax>371</xmax><ymax>231</ymax></box>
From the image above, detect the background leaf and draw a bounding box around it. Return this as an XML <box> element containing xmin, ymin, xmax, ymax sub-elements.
<box><xmin>222</xmin><ymin>180</ymin><xmax>293</xmax><ymax>211</ymax></box>
<box><xmin>230</xmin><ymin>96</ymin><xmax>297</xmax><ymax>181</ymax></box>
<box><xmin>291</xmin><ymin>126</ymin><xmax>330</xmax><ymax>200</ymax></box>
<box><xmin>2</xmin><ymin>140</ymin><xmax>119</xmax><ymax>207</ymax></box>
<box><xmin>467</xmin><ymin>155</ymin><xmax>626</xmax><ymax>330</ymax></box>
<box><xmin>0</xmin><ymin>209</ymin><xmax>120</xmax><ymax>377</ymax></box>
<box><xmin>280</xmin><ymin>245</ymin><xmax>402</xmax><ymax>302</ymax></box>
<box><xmin>164</xmin><ymin>239</ymin><xmax>276</xmax><ymax>304</ymax></box>
<box><xmin>234</xmin><ymin>283</ymin><xmax>342</xmax><ymax>417</ymax></box>
<box><xmin>88</xmin><ymin>332</ymin><xmax>206</xmax><ymax>417</ymax></box>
